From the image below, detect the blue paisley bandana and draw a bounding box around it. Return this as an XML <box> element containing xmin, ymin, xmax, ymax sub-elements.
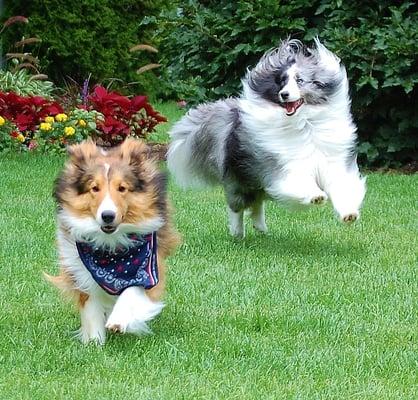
<box><xmin>76</xmin><ymin>232</ymin><xmax>158</xmax><ymax>295</ymax></box>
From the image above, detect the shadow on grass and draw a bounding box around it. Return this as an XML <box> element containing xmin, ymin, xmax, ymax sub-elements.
<box><xmin>184</xmin><ymin>227</ymin><xmax>369</xmax><ymax>265</ymax></box>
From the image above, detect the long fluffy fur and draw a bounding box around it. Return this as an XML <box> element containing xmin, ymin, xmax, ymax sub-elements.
<box><xmin>168</xmin><ymin>38</ymin><xmax>366</xmax><ymax>237</ymax></box>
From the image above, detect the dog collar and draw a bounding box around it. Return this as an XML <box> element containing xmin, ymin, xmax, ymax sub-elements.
<box><xmin>76</xmin><ymin>232</ymin><xmax>158</xmax><ymax>295</ymax></box>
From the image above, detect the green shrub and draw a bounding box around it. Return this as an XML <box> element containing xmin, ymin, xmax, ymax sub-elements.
<box><xmin>149</xmin><ymin>0</ymin><xmax>418</xmax><ymax>166</ymax></box>
<box><xmin>0</xmin><ymin>69</ymin><xmax>55</xmax><ymax>97</ymax></box>
<box><xmin>3</xmin><ymin>0</ymin><xmax>168</xmax><ymax>97</ymax></box>
<box><xmin>0</xmin><ymin>115</ymin><xmax>21</xmax><ymax>152</ymax></box>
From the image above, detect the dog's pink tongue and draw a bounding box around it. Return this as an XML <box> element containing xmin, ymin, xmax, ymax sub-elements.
<box><xmin>285</xmin><ymin>101</ymin><xmax>297</xmax><ymax>114</ymax></box>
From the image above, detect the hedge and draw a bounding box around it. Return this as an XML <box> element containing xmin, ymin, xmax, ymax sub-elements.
<box><xmin>3</xmin><ymin>0</ymin><xmax>417</xmax><ymax>166</ymax></box>
<box><xmin>3</xmin><ymin>0</ymin><xmax>168</xmax><ymax>97</ymax></box>
<box><xmin>148</xmin><ymin>0</ymin><xmax>418</xmax><ymax>166</ymax></box>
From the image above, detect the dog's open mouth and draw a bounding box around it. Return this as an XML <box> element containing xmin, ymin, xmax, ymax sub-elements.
<box><xmin>280</xmin><ymin>99</ymin><xmax>304</xmax><ymax>116</ymax></box>
<box><xmin>101</xmin><ymin>225</ymin><xmax>117</xmax><ymax>234</ymax></box>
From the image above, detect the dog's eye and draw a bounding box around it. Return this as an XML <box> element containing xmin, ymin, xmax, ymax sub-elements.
<box><xmin>296</xmin><ymin>77</ymin><xmax>304</xmax><ymax>84</ymax></box>
<box><xmin>91</xmin><ymin>185</ymin><xmax>100</xmax><ymax>193</ymax></box>
<box><xmin>313</xmin><ymin>80</ymin><xmax>325</xmax><ymax>88</ymax></box>
<box><xmin>118</xmin><ymin>185</ymin><xmax>127</xmax><ymax>193</ymax></box>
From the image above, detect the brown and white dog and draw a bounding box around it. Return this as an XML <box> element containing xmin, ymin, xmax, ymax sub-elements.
<box><xmin>46</xmin><ymin>139</ymin><xmax>180</xmax><ymax>344</ymax></box>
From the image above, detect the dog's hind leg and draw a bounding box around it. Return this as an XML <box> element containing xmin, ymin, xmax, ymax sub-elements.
<box><xmin>228</xmin><ymin>207</ymin><xmax>245</xmax><ymax>238</ymax></box>
<box><xmin>250</xmin><ymin>199</ymin><xmax>268</xmax><ymax>233</ymax></box>
<box><xmin>224</xmin><ymin>187</ymin><xmax>247</xmax><ymax>238</ymax></box>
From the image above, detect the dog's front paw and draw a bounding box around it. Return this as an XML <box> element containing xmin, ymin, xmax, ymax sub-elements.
<box><xmin>105</xmin><ymin>289</ymin><xmax>164</xmax><ymax>336</ymax></box>
<box><xmin>76</xmin><ymin>327</ymin><xmax>106</xmax><ymax>345</ymax></box>
<box><xmin>310</xmin><ymin>194</ymin><xmax>327</xmax><ymax>205</ymax></box>
<box><xmin>105</xmin><ymin>319</ymin><xmax>126</xmax><ymax>334</ymax></box>
<box><xmin>342</xmin><ymin>212</ymin><xmax>359</xmax><ymax>223</ymax></box>
<box><xmin>105</xmin><ymin>307</ymin><xmax>159</xmax><ymax>335</ymax></box>
<box><xmin>105</xmin><ymin>310</ymin><xmax>131</xmax><ymax>334</ymax></box>
<box><xmin>230</xmin><ymin>230</ymin><xmax>245</xmax><ymax>239</ymax></box>
<box><xmin>309</xmin><ymin>189</ymin><xmax>328</xmax><ymax>205</ymax></box>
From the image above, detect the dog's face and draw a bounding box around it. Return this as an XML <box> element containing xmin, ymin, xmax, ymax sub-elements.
<box><xmin>54</xmin><ymin>139</ymin><xmax>166</xmax><ymax>245</ymax></box>
<box><xmin>246</xmin><ymin>39</ymin><xmax>345</xmax><ymax>116</ymax></box>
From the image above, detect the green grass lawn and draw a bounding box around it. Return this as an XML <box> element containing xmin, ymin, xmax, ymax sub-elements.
<box><xmin>148</xmin><ymin>101</ymin><xmax>186</xmax><ymax>144</ymax></box>
<box><xmin>0</xmin><ymin>149</ymin><xmax>417</xmax><ymax>399</ymax></box>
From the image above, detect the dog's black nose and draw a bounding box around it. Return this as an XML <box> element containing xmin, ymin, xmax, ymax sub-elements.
<box><xmin>280</xmin><ymin>91</ymin><xmax>289</xmax><ymax>100</ymax></box>
<box><xmin>101</xmin><ymin>210</ymin><xmax>115</xmax><ymax>224</ymax></box>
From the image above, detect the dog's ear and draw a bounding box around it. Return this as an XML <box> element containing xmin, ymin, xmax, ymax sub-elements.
<box><xmin>67</xmin><ymin>140</ymin><xmax>97</xmax><ymax>168</ymax></box>
<box><xmin>118</xmin><ymin>139</ymin><xmax>155</xmax><ymax>191</ymax></box>
<box><xmin>118</xmin><ymin>138</ymin><xmax>150</xmax><ymax>167</ymax></box>
<box><xmin>53</xmin><ymin>141</ymin><xmax>97</xmax><ymax>202</ymax></box>
<box><xmin>313</xmin><ymin>37</ymin><xmax>341</xmax><ymax>70</ymax></box>
<box><xmin>302</xmin><ymin>44</ymin><xmax>314</xmax><ymax>58</ymax></box>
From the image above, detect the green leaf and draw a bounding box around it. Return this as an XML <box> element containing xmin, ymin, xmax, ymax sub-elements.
<box><xmin>315</xmin><ymin>3</ymin><xmax>329</xmax><ymax>15</ymax></box>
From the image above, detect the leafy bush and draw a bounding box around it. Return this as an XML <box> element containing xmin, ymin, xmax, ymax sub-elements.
<box><xmin>85</xmin><ymin>86</ymin><xmax>167</xmax><ymax>146</ymax></box>
<box><xmin>0</xmin><ymin>69</ymin><xmax>55</xmax><ymax>98</ymax></box>
<box><xmin>149</xmin><ymin>0</ymin><xmax>418</xmax><ymax>166</ymax></box>
<box><xmin>1</xmin><ymin>14</ymin><xmax>55</xmax><ymax>96</ymax></box>
<box><xmin>3</xmin><ymin>1</ymin><xmax>169</xmax><ymax>96</ymax></box>
<box><xmin>0</xmin><ymin>115</ymin><xmax>21</xmax><ymax>152</ymax></box>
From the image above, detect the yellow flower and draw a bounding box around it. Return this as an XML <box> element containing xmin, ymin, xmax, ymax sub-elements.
<box><xmin>17</xmin><ymin>133</ymin><xmax>25</xmax><ymax>142</ymax></box>
<box><xmin>78</xmin><ymin>119</ymin><xmax>87</xmax><ymax>127</ymax></box>
<box><xmin>0</xmin><ymin>116</ymin><xmax>5</xmax><ymax>126</ymax></box>
<box><xmin>39</xmin><ymin>122</ymin><xmax>52</xmax><ymax>131</ymax></box>
<box><xmin>44</xmin><ymin>116</ymin><xmax>55</xmax><ymax>124</ymax></box>
<box><xmin>64</xmin><ymin>126</ymin><xmax>76</xmax><ymax>136</ymax></box>
<box><xmin>55</xmin><ymin>113</ymin><xmax>68</xmax><ymax>122</ymax></box>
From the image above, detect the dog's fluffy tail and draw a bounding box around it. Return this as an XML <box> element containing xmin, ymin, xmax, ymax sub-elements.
<box><xmin>168</xmin><ymin>100</ymin><xmax>238</xmax><ymax>188</ymax></box>
<box><xmin>43</xmin><ymin>271</ymin><xmax>80</xmax><ymax>302</ymax></box>
<box><xmin>167</xmin><ymin>134</ymin><xmax>203</xmax><ymax>188</ymax></box>
<box><xmin>167</xmin><ymin>114</ymin><xmax>214</xmax><ymax>188</ymax></box>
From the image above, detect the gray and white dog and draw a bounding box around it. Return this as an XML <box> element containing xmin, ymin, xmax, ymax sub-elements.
<box><xmin>167</xmin><ymin>39</ymin><xmax>366</xmax><ymax>237</ymax></box>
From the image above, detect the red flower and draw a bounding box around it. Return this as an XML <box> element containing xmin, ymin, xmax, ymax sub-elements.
<box><xmin>14</xmin><ymin>113</ymin><xmax>35</xmax><ymax>131</ymax></box>
<box><xmin>86</xmin><ymin>85</ymin><xmax>166</xmax><ymax>145</ymax></box>
<box><xmin>0</xmin><ymin>91</ymin><xmax>63</xmax><ymax>132</ymax></box>
<box><xmin>41</xmin><ymin>104</ymin><xmax>63</xmax><ymax>117</ymax></box>
<box><xmin>130</xmin><ymin>95</ymin><xmax>147</xmax><ymax>111</ymax></box>
<box><xmin>98</xmin><ymin>115</ymin><xmax>130</xmax><ymax>136</ymax></box>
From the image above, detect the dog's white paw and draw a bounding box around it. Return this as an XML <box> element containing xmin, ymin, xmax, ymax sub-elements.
<box><xmin>229</xmin><ymin>227</ymin><xmax>245</xmax><ymax>238</ymax></box>
<box><xmin>228</xmin><ymin>209</ymin><xmax>245</xmax><ymax>238</ymax></box>
<box><xmin>106</xmin><ymin>301</ymin><xmax>163</xmax><ymax>335</ymax></box>
<box><xmin>76</xmin><ymin>326</ymin><xmax>106</xmax><ymax>345</ymax></box>
<box><xmin>105</xmin><ymin>317</ymin><xmax>127</xmax><ymax>334</ymax></box>
<box><xmin>105</xmin><ymin>287</ymin><xmax>163</xmax><ymax>335</ymax></box>
<box><xmin>253</xmin><ymin>222</ymin><xmax>268</xmax><ymax>233</ymax></box>
<box><xmin>342</xmin><ymin>212</ymin><xmax>359</xmax><ymax>223</ymax></box>
<box><xmin>310</xmin><ymin>194</ymin><xmax>328</xmax><ymax>205</ymax></box>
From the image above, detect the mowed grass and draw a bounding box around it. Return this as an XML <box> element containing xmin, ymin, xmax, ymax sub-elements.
<box><xmin>147</xmin><ymin>101</ymin><xmax>186</xmax><ymax>143</ymax></box>
<box><xmin>0</xmin><ymin>151</ymin><xmax>417</xmax><ymax>399</ymax></box>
